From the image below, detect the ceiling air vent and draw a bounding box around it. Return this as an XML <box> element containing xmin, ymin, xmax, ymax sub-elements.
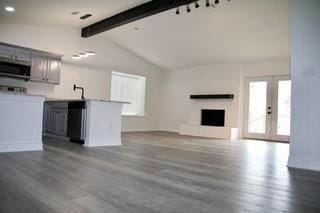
<box><xmin>80</xmin><ymin>14</ymin><xmax>92</xmax><ymax>20</ymax></box>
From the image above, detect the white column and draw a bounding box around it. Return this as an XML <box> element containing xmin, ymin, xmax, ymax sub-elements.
<box><xmin>0</xmin><ymin>93</ymin><xmax>45</xmax><ymax>153</ymax></box>
<box><xmin>288</xmin><ymin>0</ymin><xmax>320</xmax><ymax>171</ymax></box>
<box><xmin>84</xmin><ymin>100</ymin><xmax>123</xmax><ymax>147</ymax></box>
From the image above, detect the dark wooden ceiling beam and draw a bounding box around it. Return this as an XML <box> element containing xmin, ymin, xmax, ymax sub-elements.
<box><xmin>81</xmin><ymin>0</ymin><xmax>196</xmax><ymax>38</ymax></box>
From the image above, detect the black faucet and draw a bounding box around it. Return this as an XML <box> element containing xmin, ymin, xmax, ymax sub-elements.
<box><xmin>73</xmin><ymin>84</ymin><xmax>85</xmax><ymax>100</ymax></box>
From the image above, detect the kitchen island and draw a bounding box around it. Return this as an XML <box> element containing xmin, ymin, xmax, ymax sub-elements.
<box><xmin>44</xmin><ymin>99</ymin><xmax>125</xmax><ymax>147</ymax></box>
<box><xmin>0</xmin><ymin>92</ymin><xmax>45</xmax><ymax>152</ymax></box>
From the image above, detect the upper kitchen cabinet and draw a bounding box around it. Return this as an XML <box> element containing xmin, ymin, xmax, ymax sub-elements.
<box><xmin>0</xmin><ymin>44</ymin><xmax>15</xmax><ymax>59</ymax></box>
<box><xmin>0</xmin><ymin>44</ymin><xmax>31</xmax><ymax>63</ymax></box>
<box><xmin>47</xmin><ymin>57</ymin><xmax>61</xmax><ymax>84</ymax></box>
<box><xmin>30</xmin><ymin>54</ymin><xmax>62</xmax><ymax>84</ymax></box>
<box><xmin>0</xmin><ymin>42</ymin><xmax>62</xmax><ymax>84</ymax></box>
<box><xmin>15</xmin><ymin>49</ymin><xmax>32</xmax><ymax>63</ymax></box>
<box><xmin>31</xmin><ymin>54</ymin><xmax>47</xmax><ymax>82</ymax></box>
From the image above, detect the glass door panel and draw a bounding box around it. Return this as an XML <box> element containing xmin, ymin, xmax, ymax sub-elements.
<box><xmin>277</xmin><ymin>80</ymin><xmax>291</xmax><ymax>136</ymax></box>
<box><xmin>248</xmin><ymin>81</ymin><xmax>268</xmax><ymax>134</ymax></box>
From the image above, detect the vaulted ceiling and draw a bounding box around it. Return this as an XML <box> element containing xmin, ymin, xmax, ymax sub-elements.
<box><xmin>0</xmin><ymin>0</ymin><xmax>290</xmax><ymax>70</ymax></box>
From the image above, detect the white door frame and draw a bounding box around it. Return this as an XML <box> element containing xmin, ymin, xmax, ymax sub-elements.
<box><xmin>243</xmin><ymin>75</ymin><xmax>291</xmax><ymax>142</ymax></box>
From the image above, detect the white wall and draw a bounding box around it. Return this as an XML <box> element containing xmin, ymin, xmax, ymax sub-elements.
<box><xmin>160</xmin><ymin>60</ymin><xmax>290</xmax><ymax>137</ymax></box>
<box><xmin>0</xmin><ymin>23</ymin><xmax>164</xmax><ymax>132</ymax></box>
<box><xmin>288</xmin><ymin>0</ymin><xmax>320</xmax><ymax>171</ymax></box>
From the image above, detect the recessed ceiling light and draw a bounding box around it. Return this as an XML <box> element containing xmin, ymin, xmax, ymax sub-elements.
<box><xmin>5</xmin><ymin>6</ymin><xmax>15</xmax><ymax>12</ymax></box>
<box><xmin>85</xmin><ymin>51</ymin><xmax>96</xmax><ymax>56</ymax></box>
<box><xmin>72</xmin><ymin>55</ymin><xmax>81</xmax><ymax>59</ymax></box>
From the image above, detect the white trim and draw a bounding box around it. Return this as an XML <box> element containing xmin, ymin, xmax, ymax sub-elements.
<box><xmin>84</xmin><ymin>138</ymin><xmax>121</xmax><ymax>147</ymax></box>
<box><xmin>288</xmin><ymin>156</ymin><xmax>320</xmax><ymax>171</ymax></box>
<box><xmin>0</xmin><ymin>142</ymin><xmax>43</xmax><ymax>153</ymax></box>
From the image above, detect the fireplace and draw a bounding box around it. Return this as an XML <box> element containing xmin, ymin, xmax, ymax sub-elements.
<box><xmin>201</xmin><ymin>109</ymin><xmax>225</xmax><ymax>127</ymax></box>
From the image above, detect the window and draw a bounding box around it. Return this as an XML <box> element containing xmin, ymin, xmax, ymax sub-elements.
<box><xmin>110</xmin><ymin>71</ymin><xmax>146</xmax><ymax>116</ymax></box>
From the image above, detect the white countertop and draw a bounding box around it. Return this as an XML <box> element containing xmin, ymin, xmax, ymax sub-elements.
<box><xmin>0</xmin><ymin>91</ymin><xmax>45</xmax><ymax>98</ymax></box>
<box><xmin>45</xmin><ymin>98</ymin><xmax>129</xmax><ymax>104</ymax></box>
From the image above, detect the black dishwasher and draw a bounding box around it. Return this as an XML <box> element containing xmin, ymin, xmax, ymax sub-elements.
<box><xmin>67</xmin><ymin>101</ymin><xmax>86</xmax><ymax>144</ymax></box>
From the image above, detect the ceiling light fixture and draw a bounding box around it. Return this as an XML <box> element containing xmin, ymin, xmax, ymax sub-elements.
<box><xmin>174</xmin><ymin>0</ymin><xmax>230</xmax><ymax>15</ymax></box>
<box><xmin>206</xmin><ymin>0</ymin><xmax>211</xmax><ymax>7</ymax></box>
<box><xmin>79</xmin><ymin>53</ymin><xmax>88</xmax><ymax>58</ymax></box>
<box><xmin>186</xmin><ymin>4</ymin><xmax>191</xmax><ymax>13</ymax></box>
<box><xmin>194</xmin><ymin>1</ymin><xmax>200</xmax><ymax>8</ymax></box>
<box><xmin>176</xmin><ymin>7</ymin><xmax>180</xmax><ymax>15</ymax></box>
<box><xmin>72</xmin><ymin>55</ymin><xmax>81</xmax><ymax>59</ymax></box>
<box><xmin>5</xmin><ymin>6</ymin><xmax>15</xmax><ymax>12</ymax></box>
<box><xmin>86</xmin><ymin>51</ymin><xmax>96</xmax><ymax>56</ymax></box>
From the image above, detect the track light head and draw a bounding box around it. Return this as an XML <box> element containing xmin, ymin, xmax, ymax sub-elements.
<box><xmin>176</xmin><ymin>7</ymin><xmax>180</xmax><ymax>15</ymax></box>
<box><xmin>186</xmin><ymin>4</ymin><xmax>191</xmax><ymax>13</ymax></box>
<box><xmin>194</xmin><ymin>1</ymin><xmax>200</xmax><ymax>8</ymax></box>
<box><xmin>215</xmin><ymin>0</ymin><xmax>220</xmax><ymax>4</ymax></box>
<box><xmin>206</xmin><ymin>0</ymin><xmax>210</xmax><ymax>7</ymax></box>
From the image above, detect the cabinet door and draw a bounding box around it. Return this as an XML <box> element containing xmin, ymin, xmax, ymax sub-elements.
<box><xmin>59</xmin><ymin>109</ymin><xmax>68</xmax><ymax>137</ymax></box>
<box><xmin>47</xmin><ymin>58</ymin><xmax>61</xmax><ymax>84</ymax></box>
<box><xmin>15</xmin><ymin>49</ymin><xmax>32</xmax><ymax>62</ymax></box>
<box><xmin>0</xmin><ymin>44</ymin><xmax>14</xmax><ymax>59</ymax></box>
<box><xmin>31</xmin><ymin>54</ymin><xmax>47</xmax><ymax>82</ymax></box>
<box><xmin>47</xmin><ymin>109</ymin><xmax>56</xmax><ymax>134</ymax></box>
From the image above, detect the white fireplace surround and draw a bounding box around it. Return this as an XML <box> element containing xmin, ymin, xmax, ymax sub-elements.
<box><xmin>179</xmin><ymin>124</ymin><xmax>238</xmax><ymax>140</ymax></box>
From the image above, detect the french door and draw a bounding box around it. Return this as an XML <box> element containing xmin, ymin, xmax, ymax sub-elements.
<box><xmin>243</xmin><ymin>76</ymin><xmax>291</xmax><ymax>142</ymax></box>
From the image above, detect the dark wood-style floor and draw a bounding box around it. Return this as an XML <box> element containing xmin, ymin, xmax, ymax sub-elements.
<box><xmin>1</xmin><ymin>132</ymin><xmax>320</xmax><ymax>213</ymax></box>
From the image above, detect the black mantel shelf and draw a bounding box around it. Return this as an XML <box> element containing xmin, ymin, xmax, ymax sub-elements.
<box><xmin>190</xmin><ymin>94</ymin><xmax>234</xmax><ymax>99</ymax></box>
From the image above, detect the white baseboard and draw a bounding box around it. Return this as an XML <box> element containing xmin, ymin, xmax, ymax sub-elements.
<box><xmin>84</xmin><ymin>138</ymin><xmax>122</xmax><ymax>147</ymax></box>
<box><xmin>288</xmin><ymin>156</ymin><xmax>320</xmax><ymax>171</ymax></box>
<box><xmin>0</xmin><ymin>142</ymin><xmax>43</xmax><ymax>153</ymax></box>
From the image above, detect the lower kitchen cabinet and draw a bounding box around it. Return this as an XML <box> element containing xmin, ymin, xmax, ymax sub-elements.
<box><xmin>43</xmin><ymin>102</ymin><xmax>68</xmax><ymax>138</ymax></box>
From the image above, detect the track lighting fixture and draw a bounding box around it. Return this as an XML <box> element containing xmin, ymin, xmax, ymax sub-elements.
<box><xmin>206</xmin><ymin>0</ymin><xmax>210</xmax><ymax>7</ymax></box>
<box><xmin>174</xmin><ymin>0</ymin><xmax>230</xmax><ymax>15</ymax></box>
<box><xmin>194</xmin><ymin>1</ymin><xmax>200</xmax><ymax>8</ymax></box>
<box><xmin>186</xmin><ymin>4</ymin><xmax>191</xmax><ymax>13</ymax></box>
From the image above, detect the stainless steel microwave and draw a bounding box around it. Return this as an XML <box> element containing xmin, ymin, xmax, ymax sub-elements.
<box><xmin>0</xmin><ymin>61</ymin><xmax>31</xmax><ymax>80</ymax></box>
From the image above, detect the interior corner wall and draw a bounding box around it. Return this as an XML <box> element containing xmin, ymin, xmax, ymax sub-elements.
<box><xmin>288</xmin><ymin>0</ymin><xmax>320</xmax><ymax>171</ymax></box>
<box><xmin>160</xmin><ymin>60</ymin><xmax>290</xmax><ymax>137</ymax></box>
<box><xmin>0</xmin><ymin>23</ymin><xmax>164</xmax><ymax>132</ymax></box>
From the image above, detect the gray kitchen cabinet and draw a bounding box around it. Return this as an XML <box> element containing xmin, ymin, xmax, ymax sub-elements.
<box><xmin>44</xmin><ymin>102</ymin><xmax>68</xmax><ymax>138</ymax></box>
<box><xmin>31</xmin><ymin>54</ymin><xmax>47</xmax><ymax>81</ymax></box>
<box><xmin>30</xmin><ymin>54</ymin><xmax>62</xmax><ymax>84</ymax></box>
<box><xmin>15</xmin><ymin>48</ymin><xmax>32</xmax><ymax>62</ymax></box>
<box><xmin>0</xmin><ymin>44</ymin><xmax>31</xmax><ymax>62</ymax></box>
<box><xmin>0</xmin><ymin>44</ymin><xmax>15</xmax><ymax>60</ymax></box>
<box><xmin>0</xmin><ymin>42</ymin><xmax>62</xmax><ymax>84</ymax></box>
<box><xmin>47</xmin><ymin>57</ymin><xmax>61</xmax><ymax>84</ymax></box>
